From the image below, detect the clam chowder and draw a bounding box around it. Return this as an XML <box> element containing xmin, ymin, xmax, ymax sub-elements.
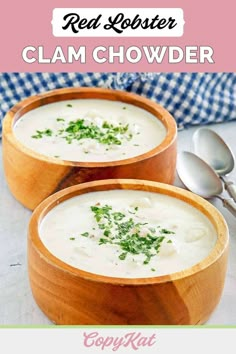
<box><xmin>14</xmin><ymin>99</ymin><xmax>166</xmax><ymax>162</ymax></box>
<box><xmin>39</xmin><ymin>190</ymin><xmax>217</xmax><ymax>278</ymax></box>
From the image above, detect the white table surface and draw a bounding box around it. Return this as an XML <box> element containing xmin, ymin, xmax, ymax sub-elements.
<box><xmin>1</xmin><ymin>121</ymin><xmax>236</xmax><ymax>325</ymax></box>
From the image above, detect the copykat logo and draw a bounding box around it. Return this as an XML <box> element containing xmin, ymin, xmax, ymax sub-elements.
<box><xmin>83</xmin><ymin>331</ymin><xmax>157</xmax><ymax>351</ymax></box>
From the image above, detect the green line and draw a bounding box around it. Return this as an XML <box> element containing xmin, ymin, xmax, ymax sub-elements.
<box><xmin>0</xmin><ymin>325</ymin><xmax>236</xmax><ymax>329</ymax></box>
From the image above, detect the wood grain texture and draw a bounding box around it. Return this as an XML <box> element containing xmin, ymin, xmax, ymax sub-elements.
<box><xmin>28</xmin><ymin>179</ymin><xmax>229</xmax><ymax>325</ymax></box>
<box><xmin>2</xmin><ymin>87</ymin><xmax>177</xmax><ymax>210</ymax></box>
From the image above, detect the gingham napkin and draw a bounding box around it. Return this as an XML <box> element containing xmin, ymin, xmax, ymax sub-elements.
<box><xmin>1</xmin><ymin>72</ymin><xmax>236</xmax><ymax>137</ymax></box>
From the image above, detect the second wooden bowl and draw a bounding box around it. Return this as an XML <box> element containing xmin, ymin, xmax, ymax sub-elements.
<box><xmin>2</xmin><ymin>87</ymin><xmax>177</xmax><ymax>210</ymax></box>
<box><xmin>28</xmin><ymin>179</ymin><xmax>229</xmax><ymax>325</ymax></box>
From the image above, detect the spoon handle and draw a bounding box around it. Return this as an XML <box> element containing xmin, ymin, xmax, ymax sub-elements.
<box><xmin>221</xmin><ymin>176</ymin><xmax>236</xmax><ymax>203</ymax></box>
<box><xmin>223</xmin><ymin>198</ymin><xmax>236</xmax><ymax>217</ymax></box>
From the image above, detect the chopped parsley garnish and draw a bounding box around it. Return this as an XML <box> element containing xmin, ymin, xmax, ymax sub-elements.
<box><xmin>31</xmin><ymin>129</ymin><xmax>53</xmax><ymax>139</ymax></box>
<box><xmin>31</xmin><ymin>118</ymin><xmax>133</xmax><ymax>148</ymax></box>
<box><xmin>85</xmin><ymin>203</ymin><xmax>175</xmax><ymax>265</ymax></box>
<box><xmin>67</xmin><ymin>104</ymin><xmax>73</xmax><ymax>107</ymax></box>
<box><xmin>119</xmin><ymin>252</ymin><xmax>128</xmax><ymax>260</ymax></box>
<box><xmin>81</xmin><ymin>232</ymin><xmax>89</xmax><ymax>237</ymax></box>
<box><xmin>160</xmin><ymin>229</ymin><xmax>175</xmax><ymax>234</ymax></box>
<box><xmin>99</xmin><ymin>238</ymin><xmax>110</xmax><ymax>245</ymax></box>
<box><xmin>112</xmin><ymin>212</ymin><xmax>126</xmax><ymax>221</ymax></box>
<box><xmin>69</xmin><ymin>237</ymin><xmax>75</xmax><ymax>241</ymax></box>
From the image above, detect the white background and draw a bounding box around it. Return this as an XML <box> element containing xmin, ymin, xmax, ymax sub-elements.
<box><xmin>0</xmin><ymin>327</ymin><xmax>235</xmax><ymax>354</ymax></box>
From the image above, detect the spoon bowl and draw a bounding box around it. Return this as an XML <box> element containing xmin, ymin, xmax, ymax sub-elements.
<box><xmin>193</xmin><ymin>127</ymin><xmax>236</xmax><ymax>203</ymax></box>
<box><xmin>193</xmin><ymin>128</ymin><xmax>235</xmax><ymax>176</ymax></box>
<box><xmin>177</xmin><ymin>151</ymin><xmax>223</xmax><ymax>199</ymax></box>
<box><xmin>177</xmin><ymin>151</ymin><xmax>236</xmax><ymax>217</ymax></box>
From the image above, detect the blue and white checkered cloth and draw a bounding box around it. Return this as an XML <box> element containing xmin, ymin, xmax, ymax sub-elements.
<box><xmin>1</xmin><ymin>73</ymin><xmax>236</xmax><ymax>135</ymax></box>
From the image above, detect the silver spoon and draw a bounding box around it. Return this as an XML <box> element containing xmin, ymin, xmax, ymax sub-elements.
<box><xmin>193</xmin><ymin>128</ymin><xmax>236</xmax><ymax>202</ymax></box>
<box><xmin>177</xmin><ymin>151</ymin><xmax>236</xmax><ymax>217</ymax></box>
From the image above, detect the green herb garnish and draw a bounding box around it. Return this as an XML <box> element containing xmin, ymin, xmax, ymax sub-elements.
<box><xmin>112</xmin><ymin>212</ymin><xmax>126</xmax><ymax>221</ymax></box>
<box><xmin>31</xmin><ymin>117</ymin><xmax>133</xmax><ymax>148</ymax></box>
<box><xmin>81</xmin><ymin>232</ymin><xmax>89</xmax><ymax>237</ymax></box>
<box><xmin>119</xmin><ymin>252</ymin><xmax>128</xmax><ymax>260</ymax></box>
<box><xmin>84</xmin><ymin>203</ymin><xmax>175</xmax><ymax>265</ymax></box>
<box><xmin>99</xmin><ymin>238</ymin><xmax>110</xmax><ymax>245</ymax></box>
<box><xmin>160</xmin><ymin>229</ymin><xmax>175</xmax><ymax>235</ymax></box>
<box><xmin>63</xmin><ymin>119</ymin><xmax>130</xmax><ymax>146</ymax></box>
<box><xmin>32</xmin><ymin>129</ymin><xmax>53</xmax><ymax>139</ymax></box>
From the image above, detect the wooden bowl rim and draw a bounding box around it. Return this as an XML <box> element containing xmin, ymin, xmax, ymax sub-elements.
<box><xmin>28</xmin><ymin>179</ymin><xmax>229</xmax><ymax>286</ymax></box>
<box><xmin>3</xmin><ymin>87</ymin><xmax>177</xmax><ymax>167</ymax></box>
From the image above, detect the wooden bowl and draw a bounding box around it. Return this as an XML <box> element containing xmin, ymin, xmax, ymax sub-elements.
<box><xmin>2</xmin><ymin>87</ymin><xmax>177</xmax><ymax>210</ymax></box>
<box><xmin>28</xmin><ymin>179</ymin><xmax>229</xmax><ymax>325</ymax></box>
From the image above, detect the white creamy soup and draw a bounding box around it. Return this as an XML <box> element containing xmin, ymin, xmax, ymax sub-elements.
<box><xmin>13</xmin><ymin>99</ymin><xmax>166</xmax><ymax>162</ymax></box>
<box><xmin>39</xmin><ymin>190</ymin><xmax>217</xmax><ymax>278</ymax></box>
